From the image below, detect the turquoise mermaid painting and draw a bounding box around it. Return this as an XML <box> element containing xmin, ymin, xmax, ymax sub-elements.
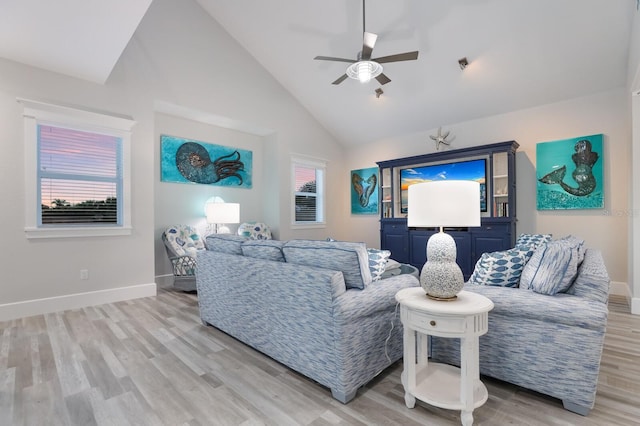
<box><xmin>536</xmin><ymin>134</ymin><xmax>603</xmax><ymax>210</ymax></box>
<box><xmin>160</xmin><ymin>135</ymin><xmax>252</xmax><ymax>188</ymax></box>
<box><xmin>351</xmin><ymin>167</ymin><xmax>379</xmax><ymax>214</ymax></box>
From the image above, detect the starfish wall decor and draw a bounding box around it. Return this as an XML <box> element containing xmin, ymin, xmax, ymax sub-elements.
<box><xmin>430</xmin><ymin>127</ymin><xmax>452</xmax><ymax>150</ymax></box>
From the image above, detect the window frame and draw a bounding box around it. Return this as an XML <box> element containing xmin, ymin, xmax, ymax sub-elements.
<box><xmin>291</xmin><ymin>155</ymin><xmax>326</xmax><ymax>229</ymax></box>
<box><xmin>20</xmin><ymin>98</ymin><xmax>135</xmax><ymax>239</ymax></box>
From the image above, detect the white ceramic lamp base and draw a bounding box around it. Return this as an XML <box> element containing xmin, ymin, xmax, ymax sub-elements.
<box><xmin>420</xmin><ymin>231</ymin><xmax>464</xmax><ymax>300</ymax></box>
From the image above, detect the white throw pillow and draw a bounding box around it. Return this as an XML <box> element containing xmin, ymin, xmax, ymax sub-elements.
<box><xmin>520</xmin><ymin>236</ymin><xmax>585</xmax><ymax>295</ymax></box>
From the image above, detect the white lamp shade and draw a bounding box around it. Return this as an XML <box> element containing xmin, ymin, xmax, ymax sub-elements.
<box><xmin>205</xmin><ymin>202</ymin><xmax>240</xmax><ymax>224</ymax></box>
<box><xmin>407</xmin><ymin>180</ymin><xmax>481</xmax><ymax>228</ymax></box>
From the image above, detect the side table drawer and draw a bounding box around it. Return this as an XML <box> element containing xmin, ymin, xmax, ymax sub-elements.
<box><xmin>408</xmin><ymin>309</ymin><xmax>465</xmax><ymax>335</ymax></box>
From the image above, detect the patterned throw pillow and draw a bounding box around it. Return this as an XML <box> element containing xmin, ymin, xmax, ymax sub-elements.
<box><xmin>385</xmin><ymin>258</ymin><xmax>401</xmax><ymax>271</ymax></box>
<box><xmin>164</xmin><ymin>225</ymin><xmax>205</xmax><ymax>257</ymax></box>
<box><xmin>237</xmin><ymin>222</ymin><xmax>272</xmax><ymax>240</ymax></box>
<box><xmin>468</xmin><ymin>246</ymin><xmax>535</xmax><ymax>287</ymax></box>
<box><xmin>367</xmin><ymin>248</ymin><xmax>391</xmax><ymax>281</ymax></box>
<box><xmin>520</xmin><ymin>236</ymin><xmax>585</xmax><ymax>295</ymax></box>
<box><xmin>515</xmin><ymin>233</ymin><xmax>553</xmax><ymax>251</ymax></box>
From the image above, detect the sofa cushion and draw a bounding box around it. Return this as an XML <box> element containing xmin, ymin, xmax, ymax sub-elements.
<box><xmin>520</xmin><ymin>236</ymin><xmax>585</xmax><ymax>295</ymax></box>
<box><xmin>205</xmin><ymin>234</ymin><xmax>248</xmax><ymax>255</ymax></box>
<box><xmin>241</xmin><ymin>239</ymin><xmax>285</xmax><ymax>262</ymax></box>
<box><xmin>468</xmin><ymin>246</ymin><xmax>535</xmax><ymax>287</ymax></box>
<box><xmin>283</xmin><ymin>240</ymin><xmax>372</xmax><ymax>289</ymax></box>
<box><xmin>367</xmin><ymin>248</ymin><xmax>391</xmax><ymax>281</ymax></box>
<box><xmin>515</xmin><ymin>233</ymin><xmax>552</xmax><ymax>250</ymax></box>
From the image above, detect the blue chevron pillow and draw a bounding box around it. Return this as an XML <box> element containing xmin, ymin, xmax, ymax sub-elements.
<box><xmin>468</xmin><ymin>246</ymin><xmax>535</xmax><ymax>287</ymax></box>
<box><xmin>367</xmin><ymin>248</ymin><xmax>391</xmax><ymax>281</ymax></box>
<box><xmin>515</xmin><ymin>233</ymin><xmax>552</xmax><ymax>250</ymax></box>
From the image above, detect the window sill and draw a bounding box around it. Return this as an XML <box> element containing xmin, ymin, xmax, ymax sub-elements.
<box><xmin>25</xmin><ymin>226</ymin><xmax>132</xmax><ymax>239</ymax></box>
<box><xmin>290</xmin><ymin>222</ymin><xmax>326</xmax><ymax>230</ymax></box>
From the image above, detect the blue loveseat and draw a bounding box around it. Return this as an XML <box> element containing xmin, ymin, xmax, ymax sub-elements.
<box><xmin>196</xmin><ymin>236</ymin><xmax>419</xmax><ymax>403</ymax></box>
<box><xmin>430</xmin><ymin>244</ymin><xmax>610</xmax><ymax>416</ymax></box>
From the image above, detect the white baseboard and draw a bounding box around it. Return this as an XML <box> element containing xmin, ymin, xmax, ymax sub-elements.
<box><xmin>0</xmin><ymin>283</ymin><xmax>157</xmax><ymax>322</ymax></box>
<box><xmin>155</xmin><ymin>273</ymin><xmax>175</xmax><ymax>289</ymax></box>
<box><xmin>610</xmin><ymin>281</ymin><xmax>640</xmax><ymax>316</ymax></box>
<box><xmin>610</xmin><ymin>281</ymin><xmax>630</xmax><ymax>297</ymax></box>
<box><xmin>632</xmin><ymin>297</ymin><xmax>640</xmax><ymax>316</ymax></box>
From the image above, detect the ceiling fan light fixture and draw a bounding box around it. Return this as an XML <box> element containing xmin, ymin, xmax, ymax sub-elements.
<box><xmin>347</xmin><ymin>61</ymin><xmax>383</xmax><ymax>83</ymax></box>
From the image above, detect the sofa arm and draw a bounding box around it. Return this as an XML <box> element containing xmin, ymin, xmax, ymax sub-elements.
<box><xmin>333</xmin><ymin>274</ymin><xmax>419</xmax><ymax>323</ymax></box>
<box><xmin>566</xmin><ymin>249</ymin><xmax>610</xmax><ymax>304</ymax></box>
<box><xmin>463</xmin><ymin>284</ymin><xmax>608</xmax><ymax>331</ymax></box>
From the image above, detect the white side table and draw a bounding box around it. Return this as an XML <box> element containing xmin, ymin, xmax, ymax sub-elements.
<box><xmin>395</xmin><ymin>287</ymin><xmax>494</xmax><ymax>426</ymax></box>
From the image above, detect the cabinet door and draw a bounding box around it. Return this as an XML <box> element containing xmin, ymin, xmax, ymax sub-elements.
<box><xmin>409</xmin><ymin>230</ymin><xmax>434</xmax><ymax>268</ymax></box>
<box><xmin>381</xmin><ymin>223</ymin><xmax>409</xmax><ymax>264</ymax></box>
<box><xmin>453</xmin><ymin>233</ymin><xmax>472</xmax><ymax>279</ymax></box>
<box><xmin>471</xmin><ymin>233</ymin><xmax>510</xmax><ymax>267</ymax></box>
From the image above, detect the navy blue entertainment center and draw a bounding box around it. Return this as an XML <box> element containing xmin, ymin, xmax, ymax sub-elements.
<box><xmin>377</xmin><ymin>141</ymin><xmax>519</xmax><ymax>279</ymax></box>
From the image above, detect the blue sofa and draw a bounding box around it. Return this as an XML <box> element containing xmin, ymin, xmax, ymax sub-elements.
<box><xmin>196</xmin><ymin>236</ymin><xmax>419</xmax><ymax>403</ymax></box>
<box><xmin>430</xmin><ymin>248</ymin><xmax>610</xmax><ymax>416</ymax></box>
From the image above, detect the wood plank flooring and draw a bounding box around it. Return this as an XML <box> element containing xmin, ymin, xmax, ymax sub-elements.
<box><xmin>1</xmin><ymin>289</ymin><xmax>638</xmax><ymax>425</ymax></box>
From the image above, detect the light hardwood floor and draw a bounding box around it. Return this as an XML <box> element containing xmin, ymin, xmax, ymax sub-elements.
<box><xmin>1</xmin><ymin>289</ymin><xmax>638</xmax><ymax>426</ymax></box>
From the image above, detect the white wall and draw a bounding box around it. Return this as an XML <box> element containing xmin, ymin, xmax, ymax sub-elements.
<box><xmin>344</xmin><ymin>89</ymin><xmax>630</xmax><ymax>287</ymax></box>
<box><xmin>123</xmin><ymin>0</ymin><xmax>348</xmax><ymax>244</ymax></box>
<box><xmin>0</xmin><ymin>0</ymin><xmax>346</xmax><ymax>320</ymax></box>
<box><xmin>0</xmin><ymin>62</ymin><xmax>157</xmax><ymax>321</ymax></box>
<box><xmin>627</xmin><ymin>6</ymin><xmax>640</xmax><ymax>314</ymax></box>
<box><xmin>153</xmin><ymin>112</ymin><xmax>267</xmax><ymax>285</ymax></box>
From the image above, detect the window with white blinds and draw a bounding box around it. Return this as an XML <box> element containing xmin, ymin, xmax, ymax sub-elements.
<box><xmin>20</xmin><ymin>98</ymin><xmax>135</xmax><ymax>239</ymax></box>
<box><xmin>291</xmin><ymin>156</ymin><xmax>325</xmax><ymax>227</ymax></box>
<box><xmin>38</xmin><ymin>125</ymin><xmax>121</xmax><ymax>225</ymax></box>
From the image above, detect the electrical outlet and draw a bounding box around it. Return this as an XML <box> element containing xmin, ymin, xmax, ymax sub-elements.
<box><xmin>80</xmin><ymin>269</ymin><xmax>89</xmax><ymax>280</ymax></box>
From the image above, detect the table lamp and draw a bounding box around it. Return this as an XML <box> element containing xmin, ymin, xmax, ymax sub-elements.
<box><xmin>407</xmin><ymin>180</ymin><xmax>480</xmax><ymax>300</ymax></box>
<box><xmin>205</xmin><ymin>198</ymin><xmax>240</xmax><ymax>234</ymax></box>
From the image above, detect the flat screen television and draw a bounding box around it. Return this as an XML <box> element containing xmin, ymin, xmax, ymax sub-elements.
<box><xmin>400</xmin><ymin>158</ymin><xmax>487</xmax><ymax>214</ymax></box>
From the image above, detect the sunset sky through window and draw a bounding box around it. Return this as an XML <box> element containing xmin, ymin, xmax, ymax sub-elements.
<box><xmin>39</xmin><ymin>125</ymin><xmax>120</xmax><ymax>207</ymax></box>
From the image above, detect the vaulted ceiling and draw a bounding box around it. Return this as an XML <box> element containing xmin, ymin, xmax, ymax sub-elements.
<box><xmin>0</xmin><ymin>0</ymin><xmax>634</xmax><ymax>146</ymax></box>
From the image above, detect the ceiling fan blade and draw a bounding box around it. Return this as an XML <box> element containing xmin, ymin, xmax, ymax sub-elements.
<box><xmin>361</xmin><ymin>32</ymin><xmax>377</xmax><ymax>60</ymax></box>
<box><xmin>314</xmin><ymin>56</ymin><xmax>356</xmax><ymax>63</ymax></box>
<box><xmin>332</xmin><ymin>74</ymin><xmax>349</xmax><ymax>85</ymax></box>
<box><xmin>373</xmin><ymin>51</ymin><xmax>419</xmax><ymax>64</ymax></box>
<box><xmin>375</xmin><ymin>73</ymin><xmax>391</xmax><ymax>85</ymax></box>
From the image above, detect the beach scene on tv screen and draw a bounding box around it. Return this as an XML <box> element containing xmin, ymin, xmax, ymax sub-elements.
<box><xmin>401</xmin><ymin>158</ymin><xmax>487</xmax><ymax>213</ymax></box>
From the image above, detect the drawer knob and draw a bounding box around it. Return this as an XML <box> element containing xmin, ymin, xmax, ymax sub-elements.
<box><xmin>430</xmin><ymin>320</ymin><xmax>436</xmax><ymax>326</ymax></box>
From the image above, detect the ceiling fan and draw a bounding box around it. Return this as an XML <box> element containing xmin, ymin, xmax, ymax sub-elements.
<box><xmin>314</xmin><ymin>0</ymin><xmax>419</xmax><ymax>85</ymax></box>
